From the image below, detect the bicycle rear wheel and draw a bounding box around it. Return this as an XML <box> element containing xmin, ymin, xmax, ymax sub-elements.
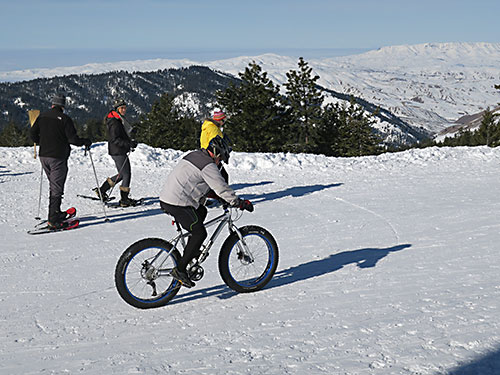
<box><xmin>115</xmin><ymin>238</ymin><xmax>182</xmax><ymax>309</ymax></box>
<box><xmin>219</xmin><ymin>225</ymin><xmax>279</xmax><ymax>293</ymax></box>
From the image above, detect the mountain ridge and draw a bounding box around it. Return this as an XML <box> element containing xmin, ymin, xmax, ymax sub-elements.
<box><xmin>2</xmin><ymin>42</ymin><xmax>499</xmax><ymax>82</ymax></box>
<box><xmin>0</xmin><ymin>65</ymin><xmax>427</xmax><ymax>146</ymax></box>
<box><xmin>1</xmin><ymin>42</ymin><xmax>498</xmax><ymax>141</ymax></box>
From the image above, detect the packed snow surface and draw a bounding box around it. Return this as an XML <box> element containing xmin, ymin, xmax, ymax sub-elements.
<box><xmin>1</xmin><ymin>144</ymin><xmax>500</xmax><ymax>374</ymax></box>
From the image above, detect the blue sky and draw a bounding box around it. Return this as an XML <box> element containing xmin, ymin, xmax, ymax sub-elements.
<box><xmin>0</xmin><ymin>0</ymin><xmax>499</xmax><ymax>70</ymax></box>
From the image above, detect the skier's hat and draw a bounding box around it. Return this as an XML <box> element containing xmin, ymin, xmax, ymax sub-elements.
<box><xmin>51</xmin><ymin>94</ymin><xmax>66</xmax><ymax>107</ymax></box>
<box><xmin>213</xmin><ymin>111</ymin><xmax>226</xmax><ymax>121</ymax></box>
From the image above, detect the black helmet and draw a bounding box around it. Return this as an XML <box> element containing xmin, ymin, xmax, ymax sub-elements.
<box><xmin>113</xmin><ymin>98</ymin><xmax>126</xmax><ymax>109</ymax></box>
<box><xmin>207</xmin><ymin>135</ymin><xmax>230</xmax><ymax>163</ymax></box>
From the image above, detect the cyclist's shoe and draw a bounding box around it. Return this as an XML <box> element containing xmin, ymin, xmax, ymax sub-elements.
<box><xmin>171</xmin><ymin>267</ymin><xmax>195</xmax><ymax>288</ymax></box>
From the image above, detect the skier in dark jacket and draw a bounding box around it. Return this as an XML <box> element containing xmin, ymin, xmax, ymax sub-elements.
<box><xmin>94</xmin><ymin>98</ymin><xmax>139</xmax><ymax>207</ymax></box>
<box><xmin>30</xmin><ymin>94</ymin><xmax>92</xmax><ymax>229</ymax></box>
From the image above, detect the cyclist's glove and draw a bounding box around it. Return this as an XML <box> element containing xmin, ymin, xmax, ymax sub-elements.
<box><xmin>237</xmin><ymin>199</ymin><xmax>254</xmax><ymax>212</ymax></box>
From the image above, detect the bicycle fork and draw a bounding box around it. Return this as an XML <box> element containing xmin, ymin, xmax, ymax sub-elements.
<box><xmin>229</xmin><ymin>222</ymin><xmax>255</xmax><ymax>264</ymax></box>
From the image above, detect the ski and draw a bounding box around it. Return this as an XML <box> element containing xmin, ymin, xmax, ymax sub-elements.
<box><xmin>28</xmin><ymin>219</ymin><xmax>79</xmax><ymax>235</ymax></box>
<box><xmin>77</xmin><ymin>194</ymin><xmax>115</xmax><ymax>202</ymax></box>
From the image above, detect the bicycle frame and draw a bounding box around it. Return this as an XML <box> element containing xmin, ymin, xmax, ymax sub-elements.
<box><xmin>154</xmin><ymin>206</ymin><xmax>248</xmax><ymax>277</ymax></box>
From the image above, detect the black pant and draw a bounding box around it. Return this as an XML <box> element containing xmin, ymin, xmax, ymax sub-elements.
<box><xmin>40</xmin><ymin>157</ymin><xmax>68</xmax><ymax>222</ymax></box>
<box><xmin>160</xmin><ymin>201</ymin><xmax>207</xmax><ymax>272</ymax></box>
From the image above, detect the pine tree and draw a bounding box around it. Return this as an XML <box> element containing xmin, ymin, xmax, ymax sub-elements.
<box><xmin>441</xmin><ymin>127</ymin><xmax>473</xmax><ymax>146</ymax></box>
<box><xmin>175</xmin><ymin>116</ymin><xmax>200</xmax><ymax>150</ymax></box>
<box><xmin>334</xmin><ymin>99</ymin><xmax>381</xmax><ymax>157</ymax></box>
<box><xmin>216</xmin><ymin>62</ymin><xmax>289</xmax><ymax>152</ymax></box>
<box><xmin>312</xmin><ymin>103</ymin><xmax>341</xmax><ymax>156</ymax></box>
<box><xmin>134</xmin><ymin>93</ymin><xmax>198</xmax><ymax>150</ymax></box>
<box><xmin>283</xmin><ymin>57</ymin><xmax>324</xmax><ymax>153</ymax></box>
<box><xmin>475</xmin><ymin>108</ymin><xmax>496</xmax><ymax>146</ymax></box>
<box><xmin>81</xmin><ymin>119</ymin><xmax>107</xmax><ymax>142</ymax></box>
<box><xmin>0</xmin><ymin>121</ymin><xmax>30</xmax><ymax>147</ymax></box>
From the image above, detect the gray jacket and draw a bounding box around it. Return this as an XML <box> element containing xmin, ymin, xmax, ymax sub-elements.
<box><xmin>160</xmin><ymin>149</ymin><xmax>239</xmax><ymax>208</ymax></box>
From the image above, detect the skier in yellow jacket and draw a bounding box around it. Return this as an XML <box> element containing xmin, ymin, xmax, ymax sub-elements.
<box><xmin>200</xmin><ymin>110</ymin><xmax>226</xmax><ymax>149</ymax></box>
<box><xmin>200</xmin><ymin>111</ymin><xmax>229</xmax><ymax>199</ymax></box>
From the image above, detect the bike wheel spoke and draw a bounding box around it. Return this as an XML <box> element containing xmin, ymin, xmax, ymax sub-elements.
<box><xmin>116</xmin><ymin>241</ymin><xmax>181</xmax><ymax>308</ymax></box>
<box><xmin>228</xmin><ymin>234</ymin><xmax>273</xmax><ymax>286</ymax></box>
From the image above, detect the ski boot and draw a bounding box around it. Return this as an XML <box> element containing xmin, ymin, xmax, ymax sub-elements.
<box><xmin>93</xmin><ymin>178</ymin><xmax>113</xmax><ymax>202</ymax></box>
<box><xmin>119</xmin><ymin>186</ymin><xmax>139</xmax><ymax>207</ymax></box>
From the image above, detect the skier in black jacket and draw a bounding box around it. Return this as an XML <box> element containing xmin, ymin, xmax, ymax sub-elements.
<box><xmin>30</xmin><ymin>94</ymin><xmax>92</xmax><ymax>229</ymax></box>
<box><xmin>94</xmin><ymin>98</ymin><xmax>139</xmax><ymax>207</ymax></box>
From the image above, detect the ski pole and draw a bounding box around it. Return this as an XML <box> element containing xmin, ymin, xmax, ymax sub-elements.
<box><xmin>30</xmin><ymin>109</ymin><xmax>43</xmax><ymax>220</ymax></box>
<box><xmin>86</xmin><ymin>148</ymin><xmax>110</xmax><ymax>222</ymax></box>
<box><xmin>107</xmin><ymin>152</ymin><xmax>130</xmax><ymax>198</ymax></box>
<box><xmin>35</xmin><ymin>164</ymin><xmax>43</xmax><ymax>220</ymax></box>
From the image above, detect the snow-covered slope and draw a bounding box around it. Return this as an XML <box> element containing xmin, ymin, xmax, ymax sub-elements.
<box><xmin>325</xmin><ymin>42</ymin><xmax>500</xmax><ymax>132</ymax></box>
<box><xmin>2</xmin><ymin>42</ymin><xmax>499</xmax><ymax>135</ymax></box>
<box><xmin>1</xmin><ymin>144</ymin><xmax>500</xmax><ymax>374</ymax></box>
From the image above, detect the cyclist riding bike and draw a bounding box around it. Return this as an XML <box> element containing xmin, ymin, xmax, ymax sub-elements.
<box><xmin>159</xmin><ymin>136</ymin><xmax>253</xmax><ymax>287</ymax></box>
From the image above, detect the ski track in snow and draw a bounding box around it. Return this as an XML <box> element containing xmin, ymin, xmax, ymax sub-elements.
<box><xmin>1</xmin><ymin>143</ymin><xmax>500</xmax><ymax>374</ymax></box>
<box><xmin>334</xmin><ymin>196</ymin><xmax>400</xmax><ymax>243</ymax></box>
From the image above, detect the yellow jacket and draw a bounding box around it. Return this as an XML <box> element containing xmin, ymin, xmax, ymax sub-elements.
<box><xmin>200</xmin><ymin>119</ymin><xmax>223</xmax><ymax>149</ymax></box>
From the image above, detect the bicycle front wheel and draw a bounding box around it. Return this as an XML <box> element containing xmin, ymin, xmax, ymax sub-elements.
<box><xmin>115</xmin><ymin>238</ymin><xmax>182</xmax><ymax>309</ymax></box>
<box><xmin>219</xmin><ymin>225</ymin><xmax>279</xmax><ymax>293</ymax></box>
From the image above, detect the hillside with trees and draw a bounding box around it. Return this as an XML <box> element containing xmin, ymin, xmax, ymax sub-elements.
<box><xmin>0</xmin><ymin>59</ymin><xmax>434</xmax><ymax>156</ymax></box>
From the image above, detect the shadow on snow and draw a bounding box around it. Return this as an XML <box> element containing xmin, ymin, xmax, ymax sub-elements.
<box><xmin>446</xmin><ymin>346</ymin><xmax>500</xmax><ymax>374</ymax></box>
<box><xmin>231</xmin><ymin>180</ymin><xmax>274</xmax><ymax>191</ymax></box>
<box><xmin>0</xmin><ymin>165</ymin><xmax>34</xmax><ymax>181</ymax></box>
<box><xmin>171</xmin><ymin>244</ymin><xmax>411</xmax><ymax>305</ymax></box>
<box><xmin>268</xmin><ymin>243</ymin><xmax>411</xmax><ymax>288</ymax></box>
<box><xmin>75</xmin><ymin>181</ymin><xmax>342</xmax><ymax>226</ymax></box>
<box><xmin>242</xmin><ymin>183</ymin><xmax>343</xmax><ymax>203</ymax></box>
<box><xmin>76</xmin><ymin>197</ymin><xmax>163</xmax><ymax>228</ymax></box>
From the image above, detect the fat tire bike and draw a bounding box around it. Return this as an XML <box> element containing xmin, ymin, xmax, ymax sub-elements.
<box><xmin>114</xmin><ymin>205</ymin><xmax>279</xmax><ymax>309</ymax></box>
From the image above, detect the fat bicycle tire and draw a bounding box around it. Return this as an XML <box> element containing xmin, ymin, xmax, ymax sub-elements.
<box><xmin>219</xmin><ymin>225</ymin><xmax>279</xmax><ymax>293</ymax></box>
<box><xmin>115</xmin><ymin>238</ymin><xmax>182</xmax><ymax>309</ymax></box>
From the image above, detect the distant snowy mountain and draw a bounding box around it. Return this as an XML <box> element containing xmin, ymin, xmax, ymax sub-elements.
<box><xmin>1</xmin><ymin>42</ymin><xmax>498</xmax><ymax>137</ymax></box>
<box><xmin>321</xmin><ymin>42</ymin><xmax>500</xmax><ymax>133</ymax></box>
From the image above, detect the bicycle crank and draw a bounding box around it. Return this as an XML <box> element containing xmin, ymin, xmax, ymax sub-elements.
<box><xmin>188</xmin><ymin>265</ymin><xmax>204</xmax><ymax>281</ymax></box>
